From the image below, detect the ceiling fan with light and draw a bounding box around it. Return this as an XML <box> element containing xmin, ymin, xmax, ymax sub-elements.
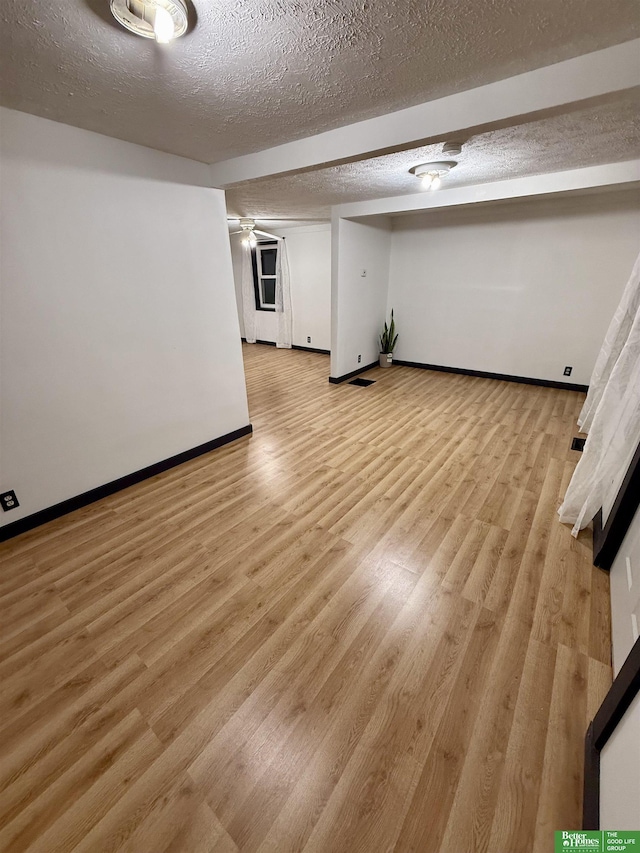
<box><xmin>228</xmin><ymin>218</ymin><xmax>280</xmax><ymax>246</ymax></box>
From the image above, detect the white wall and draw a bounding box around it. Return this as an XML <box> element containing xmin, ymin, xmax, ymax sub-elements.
<box><xmin>231</xmin><ymin>223</ymin><xmax>331</xmax><ymax>351</ymax></box>
<box><xmin>0</xmin><ymin>107</ymin><xmax>249</xmax><ymax>528</ymax></box>
<box><xmin>609</xmin><ymin>503</ymin><xmax>640</xmax><ymax>675</ymax></box>
<box><xmin>601</xmin><ymin>501</ymin><xmax>640</xmax><ymax>830</ymax></box>
<box><xmin>331</xmin><ymin>216</ymin><xmax>391</xmax><ymax>378</ymax></box>
<box><xmin>285</xmin><ymin>226</ymin><xmax>331</xmax><ymax>350</ymax></box>
<box><xmin>600</xmin><ymin>690</ymin><xmax>640</xmax><ymax>831</ymax></box>
<box><xmin>387</xmin><ymin>193</ymin><xmax>640</xmax><ymax>385</ymax></box>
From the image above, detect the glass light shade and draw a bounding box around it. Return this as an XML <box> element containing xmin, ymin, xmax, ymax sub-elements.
<box><xmin>153</xmin><ymin>5</ymin><xmax>175</xmax><ymax>42</ymax></box>
<box><xmin>110</xmin><ymin>0</ymin><xmax>188</xmax><ymax>41</ymax></box>
<box><xmin>411</xmin><ymin>160</ymin><xmax>455</xmax><ymax>190</ymax></box>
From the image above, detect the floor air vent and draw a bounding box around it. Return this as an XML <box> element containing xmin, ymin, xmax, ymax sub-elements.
<box><xmin>571</xmin><ymin>437</ymin><xmax>586</xmax><ymax>452</ymax></box>
<box><xmin>349</xmin><ymin>378</ymin><xmax>376</xmax><ymax>387</ymax></box>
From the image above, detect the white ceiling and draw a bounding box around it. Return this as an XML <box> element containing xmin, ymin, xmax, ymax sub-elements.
<box><xmin>2</xmin><ymin>1</ymin><xmax>639</xmax><ymax>223</ymax></box>
<box><xmin>1</xmin><ymin>0</ymin><xmax>639</xmax><ymax>166</ymax></box>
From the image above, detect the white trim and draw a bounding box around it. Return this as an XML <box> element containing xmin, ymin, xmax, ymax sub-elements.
<box><xmin>272</xmin><ymin>223</ymin><xmax>331</xmax><ymax>236</ymax></box>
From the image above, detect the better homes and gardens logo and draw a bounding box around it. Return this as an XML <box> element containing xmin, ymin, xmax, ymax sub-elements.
<box><xmin>557</xmin><ymin>832</ymin><xmax>602</xmax><ymax>850</ymax></box>
<box><xmin>555</xmin><ymin>831</ymin><xmax>640</xmax><ymax>852</ymax></box>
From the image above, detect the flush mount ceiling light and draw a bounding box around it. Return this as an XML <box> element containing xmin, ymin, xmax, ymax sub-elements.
<box><xmin>409</xmin><ymin>160</ymin><xmax>457</xmax><ymax>191</ymax></box>
<box><xmin>110</xmin><ymin>0</ymin><xmax>188</xmax><ymax>43</ymax></box>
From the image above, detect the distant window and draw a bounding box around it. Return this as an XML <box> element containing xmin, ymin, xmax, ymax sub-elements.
<box><xmin>252</xmin><ymin>241</ymin><xmax>278</xmax><ymax>311</ymax></box>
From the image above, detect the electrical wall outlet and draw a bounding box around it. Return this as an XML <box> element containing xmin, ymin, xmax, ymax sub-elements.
<box><xmin>358</xmin><ymin>354</ymin><xmax>362</xmax><ymax>363</ymax></box>
<box><xmin>564</xmin><ymin>366</ymin><xmax>573</xmax><ymax>376</ymax></box>
<box><xmin>0</xmin><ymin>490</ymin><xmax>20</xmax><ymax>511</ymax></box>
<box><xmin>307</xmin><ymin>336</ymin><xmax>311</xmax><ymax>344</ymax></box>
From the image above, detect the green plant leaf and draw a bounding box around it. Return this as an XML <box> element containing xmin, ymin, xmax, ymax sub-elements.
<box><xmin>380</xmin><ymin>310</ymin><xmax>398</xmax><ymax>353</ymax></box>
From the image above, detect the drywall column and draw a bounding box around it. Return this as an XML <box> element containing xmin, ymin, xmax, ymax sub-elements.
<box><xmin>0</xmin><ymin>107</ymin><xmax>250</xmax><ymax>528</ymax></box>
<box><xmin>331</xmin><ymin>215</ymin><xmax>391</xmax><ymax>379</ymax></box>
<box><xmin>284</xmin><ymin>224</ymin><xmax>331</xmax><ymax>350</ymax></box>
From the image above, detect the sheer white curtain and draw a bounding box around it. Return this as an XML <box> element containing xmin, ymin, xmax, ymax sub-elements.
<box><xmin>275</xmin><ymin>238</ymin><xmax>292</xmax><ymax>349</ymax></box>
<box><xmin>241</xmin><ymin>240</ymin><xmax>257</xmax><ymax>344</ymax></box>
<box><xmin>241</xmin><ymin>237</ymin><xmax>292</xmax><ymax>348</ymax></box>
<box><xmin>558</xmin><ymin>252</ymin><xmax>640</xmax><ymax>535</ymax></box>
<box><xmin>578</xmin><ymin>253</ymin><xmax>640</xmax><ymax>433</ymax></box>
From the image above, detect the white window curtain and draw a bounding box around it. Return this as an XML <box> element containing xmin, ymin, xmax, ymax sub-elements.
<box><xmin>275</xmin><ymin>238</ymin><xmax>292</xmax><ymax>349</ymax></box>
<box><xmin>240</xmin><ymin>237</ymin><xmax>292</xmax><ymax>348</ymax></box>
<box><xmin>558</xmin><ymin>252</ymin><xmax>640</xmax><ymax>535</ymax></box>
<box><xmin>241</xmin><ymin>240</ymin><xmax>257</xmax><ymax>344</ymax></box>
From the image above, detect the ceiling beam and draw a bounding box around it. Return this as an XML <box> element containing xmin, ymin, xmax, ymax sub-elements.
<box><xmin>209</xmin><ymin>40</ymin><xmax>640</xmax><ymax>188</ymax></box>
<box><xmin>330</xmin><ymin>161</ymin><xmax>640</xmax><ymax>219</ymax></box>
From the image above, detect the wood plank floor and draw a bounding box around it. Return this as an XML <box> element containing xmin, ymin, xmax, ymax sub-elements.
<box><xmin>0</xmin><ymin>344</ymin><xmax>612</xmax><ymax>852</ymax></box>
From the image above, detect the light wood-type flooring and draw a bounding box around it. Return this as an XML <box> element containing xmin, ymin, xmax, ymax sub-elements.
<box><xmin>0</xmin><ymin>344</ymin><xmax>612</xmax><ymax>853</ymax></box>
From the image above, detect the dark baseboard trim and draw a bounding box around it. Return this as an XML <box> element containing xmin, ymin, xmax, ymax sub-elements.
<box><xmin>242</xmin><ymin>337</ymin><xmax>277</xmax><ymax>347</ymax></box>
<box><xmin>241</xmin><ymin>338</ymin><xmax>330</xmax><ymax>355</ymax></box>
<box><xmin>593</xmin><ymin>509</ymin><xmax>605</xmax><ymax>568</ymax></box>
<box><xmin>292</xmin><ymin>344</ymin><xmax>330</xmax><ymax>355</ymax></box>
<box><xmin>392</xmin><ymin>359</ymin><xmax>588</xmax><ymax>392</ymax></box>
<box><xmin>583</xmin><ymin>636</ymin><xmax>640</xmax><ymax>829</ymax></box>
<box><xmin>244</xmin><ymin>345</ymin><xmax>585</xmax><ymax>390</ymax></box>
<box><xmin>329</xmin><ymin>362</ymin><xmax>378</xmax><ymax>384</ymax></box>
<box><xmin>583</xmin><ymin>722</ymin><xmax>600</xmax><ymax>830</ymax></box>
<box><xmin>593</xmin><ymin>439</ymin><xmax>640</xmax><ymax>570</ymax></box>
<box><xmin>0</xmin><ymin>425</ymin><xmax>253</xmax><ymax>543</ymax></box>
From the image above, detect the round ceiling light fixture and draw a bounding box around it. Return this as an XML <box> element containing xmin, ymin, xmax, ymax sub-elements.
<box><xmin>409</xmin><ymin>160</ymin><xmax>457</xmax><ymax>191</ymax></box>
<box><xmin>110</xmin><ymin>0</ymin><xmax>188</xmax><ymax>43</ymax></box>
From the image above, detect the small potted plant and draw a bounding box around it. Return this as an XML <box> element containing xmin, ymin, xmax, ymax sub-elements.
<box><xmin>379</xmin><ymin>310</ymin><xmax>398</xmax><ymax>368</ymax></box>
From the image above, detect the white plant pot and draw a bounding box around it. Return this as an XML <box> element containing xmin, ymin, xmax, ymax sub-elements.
<box><xmin>379</xmin><ymin>352</ymin><xmax>393</xmax><ymax>368</ymax></box>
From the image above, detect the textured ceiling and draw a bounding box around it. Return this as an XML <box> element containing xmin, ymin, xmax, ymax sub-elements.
<box><xmin>1</xmin><ymin>0</ymin><xmax>639</xmax><ymax>164</ymax></box>
<box><xmin>225</xmin><ymin>91</ymin><xmax>640</xmax><ymax>219</ymax></box>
